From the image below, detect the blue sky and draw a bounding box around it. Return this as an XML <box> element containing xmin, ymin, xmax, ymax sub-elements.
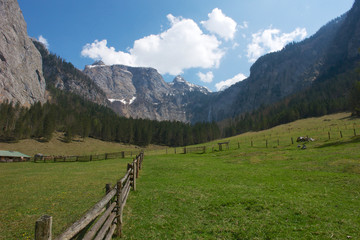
<box><xmin>18</xmin><ymin>0</ymin><xmax>354</xmax><ymax>91</ymax></box>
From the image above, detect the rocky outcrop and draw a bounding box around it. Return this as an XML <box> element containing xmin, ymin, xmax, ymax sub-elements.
<box><xmin>83</xmin><ymin>64</ymin><xmax>211</xmax><ymax>122</ymax></box>
<box><xmin>33</xmin><ymin>41</ymin><xmax>109</xmax><ymax>106</ymax></box>
<box><xmin>170</xmin><ymin>75</ymin><xmax>210</xmax><ymax>95</ymax></box>
<box><xmin>0</xmin><ymin>0</ymin><xmax>46</xmax><ymax>106</ymax></box>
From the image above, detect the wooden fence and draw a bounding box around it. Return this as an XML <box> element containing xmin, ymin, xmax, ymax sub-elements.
<box><xmin>35</xmin><ymin>152</ymin><xmax>144</xmax><ymax>240</ymax></box>
<box><xmin>183</xmin><ymin>146</ymin><xmax>206</xmax><ymax>154</ymax></box>
<box><xmin>33</xmin><ymin>151</ymin><xmax>138</xmax><ymax>163</ymax></box>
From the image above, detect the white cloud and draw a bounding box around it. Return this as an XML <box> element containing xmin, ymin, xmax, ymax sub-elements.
<box><xmin>38</xmin><ymin>35</ymin><xmax>49</xmax><ymax>49</ymax></box>
<box><xmin>82</xmin><ymin>39</ymin><xmax>134</xmax><ymax>66</ymax></box>
<box><xmin>82</xmin><ymin>14</ymin><xmax>225</xmax><ymax>75</ymax></box>
<box><xmin>215</xmin><ymin>73</ymin><xmax>247</xmax><ymax>91</ymax></box>
<box><xmin>246</xmin><ymin>27</ymin><xmax>307</xmax><ymax>63</ymax></box>
<box><xmin>239</xmin><ymin>21</ymin><xmax>248</xmax><ymax>29</ymax></box>
<box><xmin>232</xmin><ymin>42</ymin><xmax>239</xmax><ymax>49</ymax></box>
<box><xmin>197</xmin><ymin>71</ymin><xmax>214</xmax><ymax>83</ymax></box>
<box><xmin>201</xmin><ymin>8</ymin><xmax>237</xmax><ymax>41</ymax></box>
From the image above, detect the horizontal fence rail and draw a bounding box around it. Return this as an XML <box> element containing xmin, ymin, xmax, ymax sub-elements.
<box><xmin>183</xmin><ymin>146</ymin><xmax>206</xmax><ymax>154</ymax></box>
<box><xmin>35</xmin><ymin>152</ymin><xmax>144</xmax><ymax>240</ymax></box>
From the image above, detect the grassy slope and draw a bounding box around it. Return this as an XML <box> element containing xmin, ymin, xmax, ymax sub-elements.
<box><xmin>1</xmin><ymin>113</ymin><xmax>359</xmax><ymax>239</ymax></box>
<box><xmin>0</xmin><ymin>132</ymin><xmax>145</xmax><ymax>156</ymax></box>
<box><xmin>121</xmin><ymin>113</ymin><xmax>360</xmax><ymax>239</ymax></box>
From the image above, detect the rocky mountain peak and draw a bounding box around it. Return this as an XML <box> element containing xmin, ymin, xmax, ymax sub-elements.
<box><xmin>92</xmin><ymin>60</ymin><xmax>106</xmax><ymax>66</ymax></box>
<box><xmin>84</xmin><ymin>60</ymin><xmax>107</xmax><ymax>69</ymax></box>
<box><xmin>170</xmin><ymin>75</ymin><xmax>211</xmax><ymax>95</ymax></box>
<box><xmin>173</xmin><ymin>75</ymin><xmax>186</xmax><ymax>83</ymax></box>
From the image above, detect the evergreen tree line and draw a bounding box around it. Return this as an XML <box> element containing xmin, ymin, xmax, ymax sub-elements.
<box><xmin>223</xmin><ymin>60</ymin><xmax>360</xmax><ymax>137</ymax></box>
<box><xmin>0</xmin><ymin>87</ymin><xmax>220</xmax><ymax>146</ymax></box>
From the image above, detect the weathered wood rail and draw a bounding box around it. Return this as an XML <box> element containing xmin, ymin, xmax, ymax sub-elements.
<box><xmin>35</xmin><ymin>152</ymin><xmax>144</xmax><ymax>240</ymax></box>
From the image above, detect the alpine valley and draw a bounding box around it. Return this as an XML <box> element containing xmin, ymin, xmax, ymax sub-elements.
<box><xmin>1</xmin><ymin>0</ymin><xmax>360</xmax><ymax>128</ymax></box>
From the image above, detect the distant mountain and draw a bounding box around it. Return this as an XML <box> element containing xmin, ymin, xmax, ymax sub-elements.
<box><xmin>83</xmin><ymin>63</ymin><xmax>211</xmax><ymax>122</ymax></box>
<box><xmin>3</xmin><ymin>0</ymin><xmax>359</xmax><ymax>128</ymax></box>
<box><xmin>0</xmin><ymin>0</ymin><xmax>46</xmax><ymax>106</ymax></box>
<box><xmin>83</xmin><ymin>1</ymin><xmax>360</xmax><ymax>124</ymax></box>
<box><xmin>192</xmin><ymin>1</ymin><xmax>360</xmax><ymax>122</ymax></box>
<box><xmin>33</xmin><ymin>41</ymin><xmax>109</xmax><ymax>106</ymax></box>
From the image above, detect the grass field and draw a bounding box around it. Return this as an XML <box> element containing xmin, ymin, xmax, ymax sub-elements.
<box><xmin>1</xmin><ymin>113</ymin><xmax>360</xmax><ymax>239</ymax></box>
<box><xmin>0</xmin><ymin>158</ymin><xmax>133</xmax><ymax>240</ymax></box>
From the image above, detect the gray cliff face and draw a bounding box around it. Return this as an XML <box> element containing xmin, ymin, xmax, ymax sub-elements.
<box><xmin>83</xmin><ymin>64</ymin><xmax>210</xmax><ymax>122</ymax></box>
<box><xmin>0</xmin><ymin>0</ymin><xmax>46</xmax><ymax>106</ymax></box>
<box><xmin>84</xmin><ymin>61</ymin><xmax>136</xmax><ymax>101</ymax></box>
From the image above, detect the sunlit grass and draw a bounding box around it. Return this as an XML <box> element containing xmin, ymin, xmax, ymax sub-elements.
<box><xmin>0</xmin><ymin>158</ymin><xmax>132</xmax><ymax>240</ymax></box>
<box><xmin>1</xmin><ymin>113</ymin><xmax>360</xmax><ymax>239</ymax></box>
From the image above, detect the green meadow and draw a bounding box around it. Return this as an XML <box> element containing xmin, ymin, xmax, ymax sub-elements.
<box><xmin>1</xmin><ymin>113</ymin><xmax>360</xmax><ymax>239</ymax></box>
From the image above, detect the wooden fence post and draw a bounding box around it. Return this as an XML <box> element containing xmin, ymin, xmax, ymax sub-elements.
<box><xmin>121</xmin><ymin>152</ymin><xmax>125</xmax><ymax>158</ymax></box>
<box><xmin>175</xmin><ymin>148</ymin><xmax>176</xmax><ymax>154</ymax></box>
<box><xmin>251</xmin><ymin>140</ymin><xmax>253</xmax><ymax>147</ymax></box>
<box><xmin>354</xmin><ymin>129</ymin><xmax>357</xmax><ymax>136</ymax></box>
<box><xmin>291</xmin><ymin>137</ymin><xmax>294</xmax><ymax>145</ymax></box>
<box><xmin>184</xmin><ymin>147</ymin><xmax>187</xmax><ymax>154</ymax></box>
<box><xmin>127</xmin><ymin>163</ymin><xmax>135</xmax><ymax>191</ymax></box>
<box><xmin>116</xmin><ymin>180</ymin><xmax>122</xmax><ymax>237</ymax></box>
<box><xmin>35</xmin><ymin>215</ymin><xmax>52</xmax><ymax>240</ymax></box>
<box><xmin>328</xmin><ymin>132</ymin><xmax>331</xmax><ymax>140</ymax></box>
<box><xmin>266</xmin><ymin>140</ymin><xmax>268</xmax><ymax>148</ymax></box>
<box><xmin>105</xmin><ymin>153</ymin><xmax>108</xmax><ymax>160</ymax></box>
<box><xmin>136</xmin><ymin>157</ymin><xmax>139</xmax><ymax>178</ymax></box>
<box><xmin>132</xmin><ymin>161</ymin><xmax>136</xmax><ymax>191</ymax></box>
<box><xmin>340</xmin><ymin>131</ymin><xmax>343</xmax><ymax>138</ymax></box>
<box><xmin>139</xmin><ymin>153</ymin><xmax>143</xmax><ymax>170</ymax></box>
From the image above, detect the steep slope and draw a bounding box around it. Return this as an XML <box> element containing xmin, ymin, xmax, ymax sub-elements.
<box><xmin>0</xmin><ymin>0</ymin><xmax>46</xmax><ymax>106</ymax></box>
<box><xmin>83</xmin><ymin>64</ymin><xmax>211</xmax><ymax>122</ymax></box>
<box><xmin>33</xmin><ymin>41</ymin><xmax>109</xmax><ymax>106</ymax></box>
<box><xmin>192</xmin><ymin>0</ymin><xmax>360</xmax><ymax>123</ymax></box>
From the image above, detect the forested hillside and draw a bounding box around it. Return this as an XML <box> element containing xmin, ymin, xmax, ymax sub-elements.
<box><xmin>33</xmin><ymin>40</ymin><xmax>109</xmax><ymax>106</ymax></box>
<box><xmin>0</xmin><ymin>87</ymin><xmax>220</xmax><ymax>146</ymax></box>
<box><xmin>223</xmin><ymin>62</ymin><xmax>360</xmax><ymax>136</ymax></box>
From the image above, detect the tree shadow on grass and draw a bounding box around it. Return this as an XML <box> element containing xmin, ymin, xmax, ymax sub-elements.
<box><xmin>340</xmin><ymin>114</ymin><xmax>360</xmax><ymax>120</ymax></box>
<box><xmin>316</xmin><ymin>136</ymin><xmax>360</xmax><ymax>148</ymax></box>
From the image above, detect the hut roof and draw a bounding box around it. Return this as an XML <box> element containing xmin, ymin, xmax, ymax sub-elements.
<box><xmin>0</xmin><ymin>150</ymin><xmax>31</xmax><ymax>158</ymax></box>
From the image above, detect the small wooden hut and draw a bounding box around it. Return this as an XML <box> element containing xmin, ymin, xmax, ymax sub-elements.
<box><xmin>0</xmin><ymin>150</ymin><xmax>31</xmax><ymax>162</ymax></box>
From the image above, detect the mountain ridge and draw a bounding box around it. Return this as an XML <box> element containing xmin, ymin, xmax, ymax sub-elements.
<box><xmin>83</xmin><ymin>63</ymin><xmax>211</xmax><ymax>122</ymax></box>
<box><xmin>190</xmin><ymin>1</ymin><xmax>359</xmax><ymax>123</ymax></box>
